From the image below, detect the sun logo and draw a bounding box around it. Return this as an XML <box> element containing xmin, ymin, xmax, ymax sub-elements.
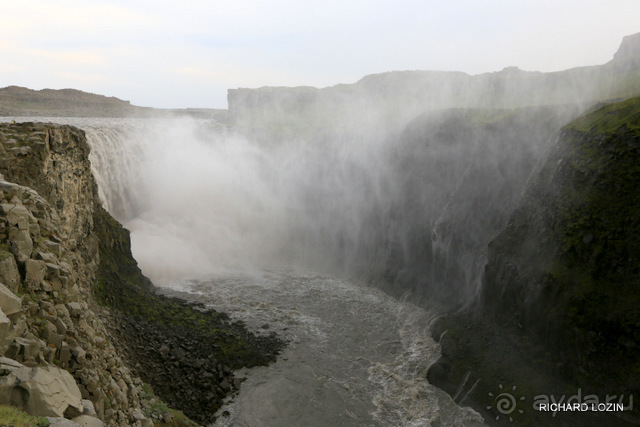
<box><xmin>487</xmin><ymin>384</ymin><xmax>526</xmax><ymax>422</ymax></box>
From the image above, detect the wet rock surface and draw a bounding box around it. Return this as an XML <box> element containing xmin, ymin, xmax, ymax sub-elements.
<box><xmin>103</xmin><ymin>296</ymin><xmax>284</xmax><ymax>424</ymax></box>
<box><xmin>0</xmin><ymin>122</ymin><xmax>283</xmax><ymax>426</ymax></box>
<box><xmin>428</xmin><ymin>97</ymin><xmax>640</xmax><ymax>426</ymax></box>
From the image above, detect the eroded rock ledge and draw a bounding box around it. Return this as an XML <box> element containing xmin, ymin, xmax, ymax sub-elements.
<box><xmin>0</xmin><ymin>122</ymin><xmax>283</xmax><ymax>426</ymax></box>
<box><xmin>428</xmin><ymin>97</ymin><xmax>640</xmax><ymax>426</ymax></box>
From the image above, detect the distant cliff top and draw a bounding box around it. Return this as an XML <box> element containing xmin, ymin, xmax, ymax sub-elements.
<box><xmin>0</xmin><ymin>86</ymin><xmax>228</xmax><ymax>120</ymax></box>
<box><xmin>0</xmin><ymin>86</ymin><xmax>149</xmax><ymax>117</ymax></box>
<box><xmin>228</xmin><ymin>32</ymin><xmax>640</xmax><ymax>131</ymax></box>
<box><xmin>612</xmin><ymin>32</ymin><xmax>640</xmax><ymax>68</ymax></box>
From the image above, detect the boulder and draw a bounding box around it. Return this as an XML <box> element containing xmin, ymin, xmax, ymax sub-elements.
<box><xmin>0</xmin><ymin>362</ymin><xmax>83</xmax><ymax>417</ymax></box>
<box><xmin>0</xmin><ymin>356</ymin><xmax>23</xmax><ymax>369</ymax></box>
<box><xmin>71</xmin><ymin>415</ymin><xmax>104</xmax><ymax>427</ymax></box>
<box><xmin>0</xmin><ymin>315</ymin><xmax>27</xmax><ymax>349</ymax></box>
<box><xmin>45</xmin><ymin>240</ymin><xmax>61</xmax><ymax>255</ymax></box>
<box><xmin>42</xmin><ymin>321</ymin><xmax>64</xmax><ymax>349</ymax></box>
<box><xmin>4</xmin><ymin>336</ymin><xmax>43</xmax><ymax>363</ymax></box>
<box><xmin>66</xmin><ymin>302</ymin><xmax>83</xmax><ymax>318</ymax></box>
<box><xmin>37</xmin><ymin>250</ymin><xmax>59</xmax><ymax>264</ymax></box>
<box><xmin>0</xmin><ymin>252</ymin><xmax>20</xmax><ymax>291</ymax></box>
<box><xmin>132</xmin><ymin>408</ymin><xmax>153</xmax><ymax>426</ymax></box>
<box><xmin>71</xmin><ymin>346</ymin><xmax>87</xmax><ymax>364</ymax></box>
<box><xmin>0</xmin><ymin>308</ymin><xmax>11</xmax><ymax>340</ymax></box>
<box><xmin>46</xmin><ymin>418</ymin><xmax>82</xmax><ymax>427</ymax></box>
<box><xmin>0</xmin><ymin>281</ymin><xmax>22</xmax><ymax>316</ymax></box>
<box><xmin>0</xmin><ymin>203</ymin><xmax>32</xmax><ymax>230</ymax></box>
<box><xmin>58</xmin><ymin>341</ymin><xmax>72</xmax><ymax>365</ymax></box>
<box><xmin>81</xmin><ymin>399</ymin><xmax>97</xmax><ymax>416</ymax></box>
<box><xmin>25</xmin><ymin>259</ymin><xmax>47</xmax><ymax>289</ymax></box>
<box><xmin>8</xmin><ymin>227</ymin><xmax>33</xmax><ymax>264</ymax></box>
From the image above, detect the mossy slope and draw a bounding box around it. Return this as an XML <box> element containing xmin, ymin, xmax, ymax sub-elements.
<box><xmin>92</xmin><ymin>205</ymin><xmax>284</xmax><ymax>423</ymax></box>
<box><xmin>429</xmin><ymin>97</ymin><xmax>640</xmax><ymax>426</ymax></box>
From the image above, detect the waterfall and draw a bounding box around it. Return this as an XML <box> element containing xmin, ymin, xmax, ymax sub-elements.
<box><xmin>80</xmin><ymin>106</ymin><xmax>566</xmax><ymax>307</ymax></box>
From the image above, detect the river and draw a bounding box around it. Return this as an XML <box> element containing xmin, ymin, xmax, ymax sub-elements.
<box><xmin>13</xmin><ymin>116</ymin><xmax>486</xmax><ymax>426</ymax></box>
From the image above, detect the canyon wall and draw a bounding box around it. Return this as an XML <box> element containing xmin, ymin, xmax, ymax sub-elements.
<box><xmin>428</xmin><ymin>97</ymin><xmax>640</xmax><ymax>426</ymax></box>
<box><xmin>0</xmin><ymin>122</ymin><xmax>151</xmax><ymax>426</ymax></box>
<box><xmin>0</xmin><ymin>122</ymin><xmax>282</xmax><ymax>426</ymax></box>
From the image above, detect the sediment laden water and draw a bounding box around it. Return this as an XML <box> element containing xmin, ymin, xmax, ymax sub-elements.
<box><xmin>158</xmin><ymin>271</ymin><xmax>485</xmax><ymax>427</ymax></box>
<box><xmin>75</xmin><ymin>116</ymin><xmax>496</xmax><ymax>426</ymax></box>
<box><xmin>9</xmin><ymin>114</ymin><xmax>554</xmax><ymax>425</ymax></box>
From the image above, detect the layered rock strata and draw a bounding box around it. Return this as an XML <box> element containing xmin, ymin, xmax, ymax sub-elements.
<box><xmin>0</xmin><ymin>122</ymin><xmax>283</xmax><ymax>426</ymax></box>
<box><xmin>0</xmin><ymin>123</ymin><xmax>151</xmax><ymax>426</ymax></box>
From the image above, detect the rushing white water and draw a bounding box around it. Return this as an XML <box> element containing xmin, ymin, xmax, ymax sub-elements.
<box><xmin>79</xmin><ymin>117</ymin><xmax>404</xmax><ymax>284</ymax></box>
<box><xmin>12</xmin><ymin>116</ymin><xmax>493</xmax><ymax>425</ymax></box>
<box><xmin>159</xmin><ymin>271</ymin><xmax>485</xmax><ymax>427</ymax></box>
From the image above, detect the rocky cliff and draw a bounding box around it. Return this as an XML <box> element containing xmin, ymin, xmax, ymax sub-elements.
<box><xmin>227</xmin><ymin>32</ymin><xmax>640</xmax><ymax>136</ymax></box>
<box><xmin>0</xmin><ymin>86</ymin><xmax>228</xmax><ymax>121</ymax></box>
<box><xmin>0</xmin><ymin>122</ymin><xmax>282</xmax><ymax>426</ymax></box>
<box><xmin>0</xmin><ymin>87</ymin><xmax>148</xmax><ymax>118</ymax></box>
<box><xmin>428</xmin><ymin>97</ymin><xmax>640</xmax><ymax>426</ymax></box>
<box><xmin>0</xmin><ymin>123</ymin><xmax>149</xmax><ymax>426</ymax></box>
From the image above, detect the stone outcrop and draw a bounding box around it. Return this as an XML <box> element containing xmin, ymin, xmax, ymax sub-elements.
<box><xmin>428</xmin><ymin>97</ymin><xmax>640</xmax><ymax>426</ymax></box>
<box><xmin>0</xmin><ymin>123</ymin><xmax>152</xmax><ymax>426</ymax></box>
<box><xmin>228</xmin><ymin>33</ymin><xmax>640</xmax><ymax>134</ymax></box>
<box><xmin>0</xmin><ymin>86</ymin><xmax>144</xmax><ymax>118</ymax></box>
<box><xmin>0</xmin><ymin>357</ymin><xmax>83</xmax><ymax>418</ymax></box>
<box><xmin>0</xmin><ymin>121</ymin><xmax>283</xmax><ymax>426</ymax></box>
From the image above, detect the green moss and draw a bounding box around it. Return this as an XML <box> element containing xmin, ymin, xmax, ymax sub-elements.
<box><xmin>433</xmin><ymin>96</ymin><xmax>640</xmax><ymax>425</ymax></box>
<box><xmin>0</xmin><ymin>405</ymin><xmax>49</xmax><ymax>426</ymax></box>
<box><xmin>0</xmin><ymin>249</ymin><xmax>13</xmax><ymax>260</ymax></box>
<box><xmin>566</xmin><ymin>96</ymin><xmax>640</xmax><ymax>135</ymax></box>
<box><xmin>92</xmin><ymin>204</ymin><xmax>283</xmax><ymax>424</ymax></box>
<box><xmin>140</xmin><ymin>383</ymin><xmax>200</xmax><ymax>427</ymax></box>
<box><xmin>92</xmin><ymin>205</ymin><xmax>281</xmax><ymax>366</ymax></box>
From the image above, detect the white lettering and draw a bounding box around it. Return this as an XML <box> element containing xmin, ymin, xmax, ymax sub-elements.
<box><xmin>624</xmin><ymin>394</ymin><xmax>634</xmax><ymax>411</ymax></box>
<box><xmin>533</xmin><ymin>395</ymin><xmax>549</xmax><ymax>411</ymax></box>
<box><xmin>532</xmin><ymin>390</ymin><xmax>633</xmax><ymax>413</ymax></box>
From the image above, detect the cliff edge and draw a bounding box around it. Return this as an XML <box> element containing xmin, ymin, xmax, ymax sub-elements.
<box><xmin>0</xmin><ymin>122</ymin><xmax>282</xmax><ymax>426</ymax></box>
<box><xmin>428</xmin><ymin>97</ymin><xmax>640</xmax><ymax>426</ymax></box>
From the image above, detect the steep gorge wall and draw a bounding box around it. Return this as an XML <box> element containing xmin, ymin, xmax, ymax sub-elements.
<box><xmin>428</xmin><ymin>97</ymin><xmax>640</xmax><ymax>426</ymax></box>
<box><xmin>0</xmin><ymin>122</ymin><xmax>283</xmax><ymax>426</ymax></box>
<box><xmin>227</xmin><ymin>33</ymin><xmax>640</xmax><ymax>134</ymax></box>
<box><xmin>0</xmin><ymin>122</ymin><xmax>151</xmax><ymax>426</ymax></box>
<box><xmin>222</xmin><ymin>33</ymin><xmax>640</xmax><ymax>314</ymax></box>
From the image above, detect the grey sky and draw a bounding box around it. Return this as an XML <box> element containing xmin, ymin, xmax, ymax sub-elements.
<box><xmin>0</xmin><ymin>0</ymin><xmax>638</xmax><ymax>108</ymax></box>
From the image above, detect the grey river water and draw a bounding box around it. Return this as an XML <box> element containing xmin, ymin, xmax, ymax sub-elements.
<box><xmin>12</xmin><ymin>117</ymin><xmax>487</xmax><ymax>426</ymax></box>
<box><xmin>159</xmin><ymin>271</ymin><xmax>485</xmax><ymax>427</ymax></box>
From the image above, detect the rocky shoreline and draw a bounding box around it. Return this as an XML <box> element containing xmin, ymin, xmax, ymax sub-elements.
<box><xmin>0</xmin><ymin>122</ymin><xmax>284</xmax><ymax>426</ymax></box>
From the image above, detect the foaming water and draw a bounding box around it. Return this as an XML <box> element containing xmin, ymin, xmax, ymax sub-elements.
<box><xmin>10</xmin><ymin>115</ymin><xmax>546</xmax><ymax>425</ymax></box>
<box><xmin>158</xmin><ymin>271</ymin><xmax>485</xmax><ymax>427</ymax></box>
<box><xmin>16</xmin><ymin>112</ymin><xmax>555</xmax><ymax>309</ymax></box>
<box><xmin>80</xmin><ymin>117</ymin><xmax>401</xmax><ymax>284</ymax></box>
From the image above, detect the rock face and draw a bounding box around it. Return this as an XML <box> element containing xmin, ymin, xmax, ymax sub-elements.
<box><xmin>228</xmin><ymin>32</ymin><xmax>640</xmax><ymax>133</ymax></box>
<box><xmin>428</xmin><ymin>97</ymin><xmax>640</xmax><ymax>426</ymax></box>
<box><xmin>612</xmin><ymin>32</ymin><xmax>640</xmax><ymax>69</ymax></box>
<box><xmin>0</xmin><ymin>86</ymin><xmax>144</xmax><ymax>117</ymax></box>
<box><xmin>0</xmin><ymin>121</ymin><xmax>283</xmax><ymax>426</ymax></box>
<box><xmin>0</xmin><ymin>358</ymin><xmax>83</xmax><ymax>417</ymax></box>
<box><xmin>0</xmin><ymin>123</ymin><xmax>152</xmax><ymax>426</ymax></box>
<box><xmin>93</xmin><ymin>204</ymin><xmax>284</xmax><ymax>423</ymax></box>
<box><xmin>483</xmin><ymin>97</ymin><xmax>640</xmax><ymax>380</ymax></box>
<box><xmin>373</xmin><ymin>106</ymin><xmax>578</xmax><ymax>306</ymax></box>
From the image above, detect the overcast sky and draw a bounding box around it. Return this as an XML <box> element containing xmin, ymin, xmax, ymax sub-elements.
<box><xmin>0</xmin><ymin>0</ymin><xmax>638</xmax><ymax>109</ymax></box>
